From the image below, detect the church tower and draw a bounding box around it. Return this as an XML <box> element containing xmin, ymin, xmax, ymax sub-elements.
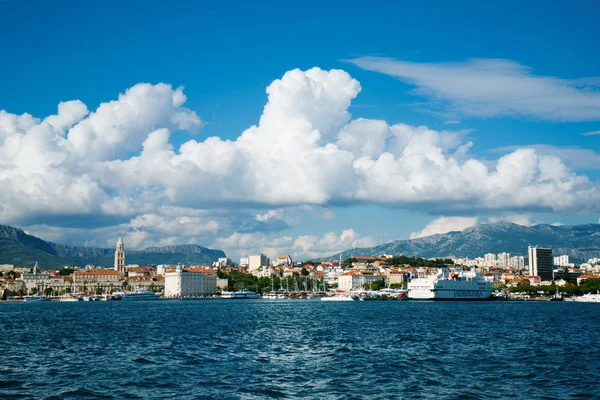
<box><xmin>114</xmin><ymin>238</ymin><xmax>125</xmax><ymax>275</ymax></box>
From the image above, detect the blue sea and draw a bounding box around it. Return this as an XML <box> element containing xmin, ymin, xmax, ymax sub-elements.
<box><xmin>0</xmin><ymin>300</ymin><xmax>599</xmax><ymax>399</ymax></box>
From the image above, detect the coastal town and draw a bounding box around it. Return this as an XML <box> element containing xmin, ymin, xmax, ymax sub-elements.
<box><xmin>1</xmin><ymin>238</ymin><xmax>600</xmax><ymax>302</ymax></box>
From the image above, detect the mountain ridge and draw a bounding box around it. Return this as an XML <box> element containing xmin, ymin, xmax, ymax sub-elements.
<box><xmin>0</xmin><ymin>225</ymin><xmax>226</xmax><ymax>269</ymax></box>
<box><xmin>321</xmin><ymin>221</ymin><xmax>600</xmax><ymax>262</ymax></box>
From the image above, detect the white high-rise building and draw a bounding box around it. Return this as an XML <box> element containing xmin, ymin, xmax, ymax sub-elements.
<box><xmin>484</xmin><ymin>253</ymin><xmax>497</xmax><ymax>265</ymax></box>
<box><xmin>114</xmin><ymin>238</ymin><xmax>125</xmax><ymax>275</ymax></box>
<box><xmin>553</xmin><ymin>255</ymin><xmax>570</xmax><ymax>266</ymax></box>
<box><xmin>510</xmin><ymin>256</ymin><xmax>525</xmax><ymax>269</ymax></box>
<box><xmin>497</xmin><ymin>252</ymin><xmax>511</xmax><ymax>267</ymax></box>
<box><xmin>239</xmin><ymin>257</ymin><xmax>249</xmax><ymax>266</ymax></box>
<box><xmin>249</xmin><ymin>254</ymin><xmax>268</xmax><ymax>271</ymax></box>
<box><xmin>164</xmin><ymin>266</ymin><xmax>217</xmax><ymax>298</ymax></box>
<box><xmin>214</xmin><ymin>257</ymin><xmax>232</xmax><ymax>267</ymax></box>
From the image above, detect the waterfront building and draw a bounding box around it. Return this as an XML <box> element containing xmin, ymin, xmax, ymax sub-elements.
<box><xmin>73</xmin><ymin>270</ymin><xmax>121</xmax><ymax>284</ymax></box>
<box><xmin>387</xmin><ymin>269</ymin><xmax>408</xmax><ymax>285</ymax></box>
<box><xmin>114</xmin><ymin>238</ymin><xmax>125</xmax><ymax>275</ymax></box>
<box><xmin>22</xmin><ymin>262</ymin><xmax>51</xmax><ymax>291</ymax></box>
<box><xmin>324</xmin><ymin>266</ymin><xmax>343</xmax><ymax>285</ymax></box>
<box><xmin>338</xmin><ymin>270</ymin><xmax>384</xmax><ymax>291</ymax></box>
<box><xmin>528</xmin><ymin>246</ymin><xmax>553</xmax><ymax>281</ymax></box>
<box><xmin>249</xmin><ymin>254</ymin><xmax>269</xmax><ymax>271</ymax></box>
<box><xmin>164</xmin><ymin>266</ymin><xmax>217</xmax><ymax>298</ymax></box>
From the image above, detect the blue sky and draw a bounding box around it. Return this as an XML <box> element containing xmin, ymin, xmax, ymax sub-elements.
<box><xmin>1</xmin><ymin>0</ymin><xmax>600</xmax><ymax>260</ymax></box>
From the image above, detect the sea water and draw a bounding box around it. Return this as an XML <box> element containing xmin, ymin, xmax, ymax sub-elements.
<box><xmin>0</xmin><ymin>300</ymin><xmax>598</xmax><ymax>399</ymax></box>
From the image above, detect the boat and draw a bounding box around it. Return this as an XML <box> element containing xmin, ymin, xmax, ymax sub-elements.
<box><xmin>113</xmin><ymin>288</ymin><xmax>161</xmax><ymax>301</ymax></box>
<box><xmin>379</xmin><ymin>288</ymin><xmax>407</xmax><ymax>299</ymax></box>
<box><xmin>23</xmin><ymin>293</ymin><xmax>49</xmax><ymax>302</ymax></box>
<box><xmin>572</xmin><ymin>292</ymin><xmax>600</xmax><ymax>303</ymax></box>
<box><xmin>263</xmin><ymin>290</ymin><xmax>280</xmax><ymax>300</ymax></box>
<box><xmin>407</xmin><ymin>267</ymin><xmax>493</xmax><ymax>300</ymax></box>
<box><xmin>221</xmin><ymin>288</ymin><xmax>261</xmax><ymax>299</ymax></box>
<box><xmin>57</xmin><ymin>294</ymin><xmax>83</xmax><ymax>302</ymax></box>
<box><xmin>320</xmin><ymin>293</ymin><xmax>358</xmax><ymax>302</ymax></box>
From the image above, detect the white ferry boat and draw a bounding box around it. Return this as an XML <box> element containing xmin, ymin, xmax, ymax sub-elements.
<box><xmin>320</xmin><ymin>293</ymin><xmax>358</xmax><ymax>302</ymax></box>
<box><xmin>57</xmin><ymin>294</ymin><xmax>83</xmax><ymax>302</ymax></box>
<box><xmin>23</xmin><ymin>293</ymin><xmax>49</xmax><ymax>302</ymax></box>
<box><xmin>221</xmin><ymin>288</ymin><xmax>261</xmax><ymax>299</ymax></box>
<box><xmin>114</xmin><ymin>288</ymin><xmax>161</xmax><ymax>301</ymax></box>
<box><xmin>572</xmin><ymin>292</ymin><xmax>600</xmax><ymax>303</ymax></box>
<box><xmin>408</xmin><ymin>267</ymin><xmax>493</xmax><ymax>300</ymax></box>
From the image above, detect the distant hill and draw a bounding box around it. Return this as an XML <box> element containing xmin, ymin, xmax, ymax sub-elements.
<box><xmin>0</xmin><ymin>225</ymin><xmax>226</xmax><ymax>269</ymax></box>
<box><xmin>322</xmin><ymin>222</ymin><xmax>600</xmax><ymax>262</ymax></box>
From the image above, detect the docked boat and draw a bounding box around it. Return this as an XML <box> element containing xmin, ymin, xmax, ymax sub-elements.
<box><xmin>113</xmin><ymin>288</ymin><xmax>161</xmax><ymax>301</ymax></box>
<box><xmin>23</xmin><ymin>293</ymin><xmax>49</xmax><ymax>302</ymax></box>
<box><xmin>407</xmin><ymin>267</ymin><xmax>493</xmax><ymax>300</ymax></box>
<box><xmin>572</xmin><ymin>292</ymin><xmax>600</xmax><ymax>303</ymax></box>
<box><xmin>221</xmin><ymin>288</ymin><xmax>261</xmax><ymax>299</ymax></box>
<box><xmin>320</xmin><ymin>293</ymin><xmax>358</xmax><ymax>302</ymax></box>
<box><xmin>57</xmin><ymin>294</ymin><xmax>83</xmax><ymax>302</ymax></box>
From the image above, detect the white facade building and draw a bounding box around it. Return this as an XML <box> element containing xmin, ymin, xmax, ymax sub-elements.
<box><xmin>273</xmin><ymin>255</ymin><xmax>292</xmax><ymax>266</ymax></box>
<box><xmin>497</xmin><ymin>252</ymin><xmax>510</xmax><ymax>267</ymax></box>
<box><xmin>164</xmin><ymin>266</ymin><xmax>217</xmax><ymax>298</ymax></box>
<box><xmin>338</xmin><ymin>271</ymin><xmax>384</xmax><ymax>291</ymax></box>
<box><xmin>324</xmin><ymin>267</ymin><xmax>343</xmax><ymax>285</ymax></box>
<box><xmin>249</xmin><ymin>254</ymin><xmax>269</xmax><ymax>271</ymax></box>
<box><xmin>239</xmin><ymin>257</ymin><xmax>249</xmax><ymax>266</ymax></box>
<box><xmin>214</xmin><ymin>257</ymin><xmax>232</xmax><ymax>267</ymax></box>
<box><xmin>510</xmin><ymin>256</ymin><xmax>525</xmax><ymax>269</ymax></box>
<box><xmin>484</xmin><ymin>253</ymin><xmax>496</xmax><ymax>265</ymax></box>
<box><xmin>554</xmin><ymin>255</ymin><xmax>570</xmax><ymax>266</ymax></box>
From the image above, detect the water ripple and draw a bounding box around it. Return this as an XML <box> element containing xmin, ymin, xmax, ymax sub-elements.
<box><xmin>0</xmin><ymin>300</ymin><xmax>599</xmax><ymax>399</ymax></box>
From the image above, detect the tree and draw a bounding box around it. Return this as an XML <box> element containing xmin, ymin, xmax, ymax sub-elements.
<box><xmin>58</xmin><ymin>268</ymin><xmax>75</xmax><ymax>276</ymax></box>
<box><xmin>301</xmin><ymin>267</ymin><xmax>309</xmax><ymax>276</ymax></box>
<box><xmin>216</xmin><ymin>268</ymin><xmax>227</xmax><ymax>279</ymax></box>
<box><xmin>343</xmin><ymin>258</ymin><xmax>358</xmax><ymax>267</ymax></box>
<box><xmin>362</xmin><ymin>280</ymin><xmax>385</xmax><ymax>290</ymax></box>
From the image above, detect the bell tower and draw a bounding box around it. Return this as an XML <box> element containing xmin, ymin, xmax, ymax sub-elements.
<box><xmin>114</xmin><ymin>237</ymin><xmax>125</xmax><ymax>275</ymax></box>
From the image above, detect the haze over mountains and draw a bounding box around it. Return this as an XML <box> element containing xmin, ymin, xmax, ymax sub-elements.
<box><xmin>0</xmin><ymin>225</ymin><xmax>225</xmax><ymax>269</ymax></box>
<box><xmin>2</xmin><ymin>221</ymin><xmax>600</xmax><ymax>269</ymax></box>
<box><xmin>323</xmin><ymin>222</ymin><xmax>600</xmax><ymax>262</ymax></box>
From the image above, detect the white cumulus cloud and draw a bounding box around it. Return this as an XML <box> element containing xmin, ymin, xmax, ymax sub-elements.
<box><xmin>2</xmin><ymin>67</ymin><xmax>600</xmax><ymax>258</ymax></box>
<box><xmin>410</xmin><ymin>216</ymin><xmax>479</xmax><ymax>239</ymax></box>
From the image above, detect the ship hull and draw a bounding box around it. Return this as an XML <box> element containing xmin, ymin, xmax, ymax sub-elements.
<box><xmin>407</xmin><ymin>268</ymin><xmax>493</xmax><ymax>300</ymax></box>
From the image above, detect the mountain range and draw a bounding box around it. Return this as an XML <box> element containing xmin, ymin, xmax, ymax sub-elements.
<box><xmin>0</xmin><ymin>225</ymin><xmax>226</xmax><ymax>269</ymax></box>
<box><xmin>323</xmin><ymin>221</ymin><xmax>600</xmax><ymax>262</ymax></box>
